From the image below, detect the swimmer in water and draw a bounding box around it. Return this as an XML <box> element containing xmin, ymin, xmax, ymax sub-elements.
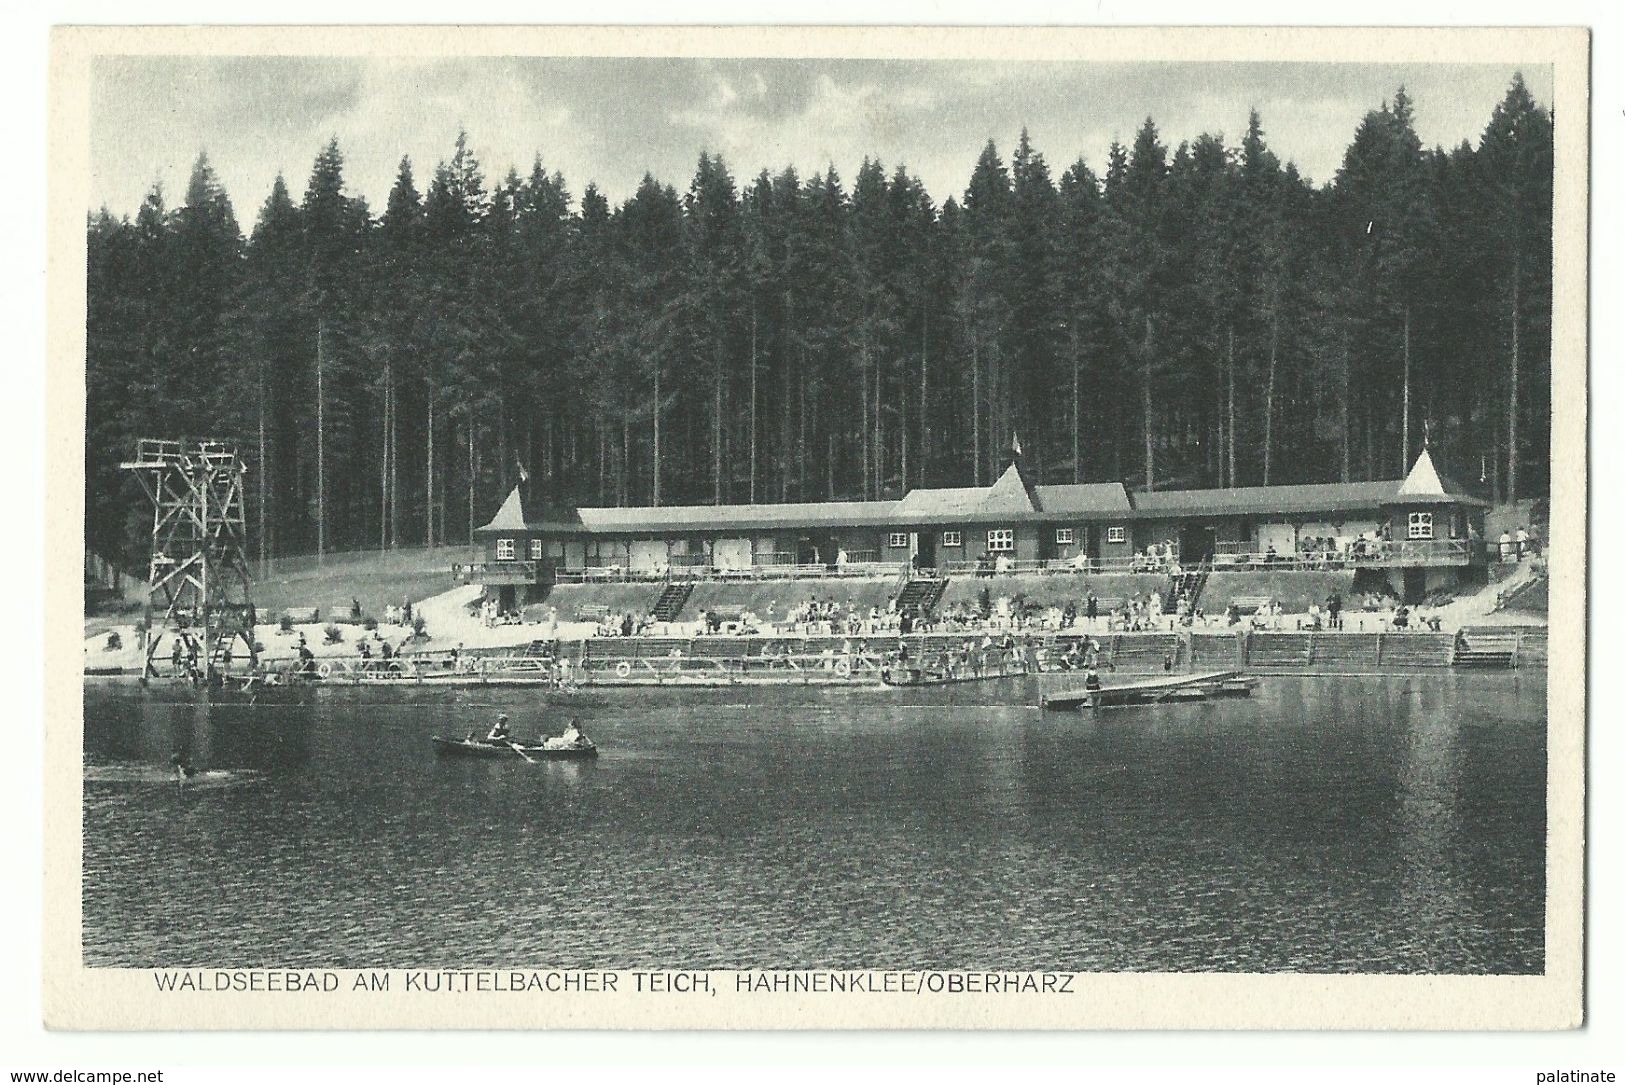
<box><xmin>169</xmin><ymin>751</ymin><xmax>197</xmax><ymax>789</ymax></box>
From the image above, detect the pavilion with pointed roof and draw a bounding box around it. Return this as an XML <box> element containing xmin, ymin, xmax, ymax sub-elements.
<box><xmin>465</xmin><ymin>442</ymin><xmax>1489</xmax><ymax>606</ymax></box>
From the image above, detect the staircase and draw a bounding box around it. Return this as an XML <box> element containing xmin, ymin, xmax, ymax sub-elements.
<box><xmin>1245</xmin><ymin>632</ymin><xmax>1313</xmax><ymax>668</ymax></box>
<box><xmin>1169</xmin><ymin>562</ymin><xmax>1210</xmax><ymax>615</ymax></box>
<box><xmin>1452</xmin><ymin>629</ymin><xmax>1521</xmax><ymax>668</ymax></box>
<box><xmin>1189</xmin><ymin>632</ymin><xmax>1244</xmax><ymax>669</ymax></box>
<box><xmin>1106</xmin><ymin>632</ymin><xmax>1183</xmax><ymax>672</ymax></box>
<box><xmin>1307</xmin><ymin>632</ymin><xmax>1379</xmax><ymax>670</ymax></box>
<box><xmin>1376</xmin><ymin>632</ymin><xmax>1456</xmax><ymax>668</ymax></box>
<box><xmin>895</xmin><ymin>576</ymin><xmax>948</xmax><ymax>620</ymax></box>
<box><xmin>1494</xmin><ymin>571</ymin><xmax>1548</xmax><ymax>614</ymax></box>
<box><xmin>651</xmin><ymin>580</ymin><xmax>695</xmax><ymax>622</ymax></box>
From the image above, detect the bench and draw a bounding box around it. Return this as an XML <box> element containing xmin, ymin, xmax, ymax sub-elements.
<box><xmin>281</xmin><ymin>607</ymin><xmax>320</xmax><ymax>624</ymax></box>
<box><xmin>1230</xmin><ymin>596</ymin><xmax>1272</xmax><ymax>616</ymax></box>
<box><xmin>576</xmin><ymin>604</ymin><xmax>611</xmax><ymax>622</ymax></box>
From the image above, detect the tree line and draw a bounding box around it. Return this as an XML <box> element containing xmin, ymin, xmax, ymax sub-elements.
<box><xmin>85</xmin><ymin>75</ymin><xmax>1553</xmax><ymax>569</ymax></box>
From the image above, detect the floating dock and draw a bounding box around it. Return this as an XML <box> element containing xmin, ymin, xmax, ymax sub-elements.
<box><xmin>1041</xmin><ymin>670</ymin><xmax>1253</xmax><ymax>711</ymax></box>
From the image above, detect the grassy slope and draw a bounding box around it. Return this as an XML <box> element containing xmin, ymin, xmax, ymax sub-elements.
<box><xmin>937</xmin><ymin>573</ymin><xmax>1172</xmax><ymax>611</ymax></box>
<box><xmin>685</xmin><ymin>579</ymin><xmax>901</xmax><ymax>618</ymax></box>
<box><xmin>1502</xmin><ymin>573</ymin><xmax>1548</xmax><ymax>616</ymax></box>
<box><xmin>247</xmin><ymin>546</ymin><xmax>473</xmax><ymax>620</ymax></box>
<box><xmin>1200</xmin><ymin>570</ymin><xmax>1357</xmax><ymax>614</ymax></box>
<box><xmin>533</xmin><ymin>582</ymin><xmax>664</xmax><ymax>619</ymax></box>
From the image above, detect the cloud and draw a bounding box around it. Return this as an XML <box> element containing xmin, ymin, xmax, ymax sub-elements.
<box><xmin>87</xmin><ymin>56</ymin><xmax>1554</xmax><ymax>220</ymax></box>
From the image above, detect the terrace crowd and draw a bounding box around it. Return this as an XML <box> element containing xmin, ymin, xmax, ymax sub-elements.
<box><xmin>538</xmin><ymin>584</ymin><xmax>1450</xmax><ymax>640</ymax></box>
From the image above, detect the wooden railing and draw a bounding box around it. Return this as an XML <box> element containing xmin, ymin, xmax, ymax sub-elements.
<box><xmin>1209</xmin><ymin>539</ymin><xmax>1476</xmax><ymax>569</ymax></box>
<box><xmin>547</xmin><ymin>560</ymin><xmax>910</xmax><ymax>583</ymax></box>
<box><xmin>451</xmin><ymin>560</ymin><xmax>537</xmax><ymax>584</ymax></box>
<box><xmin>942</xmin><ymin>556</ymin><xmax>1165</xmax><ymax>576</ymax></box>
<box><xmin>458</xmin><ymin>539</ymin><xmax>1482</xmax><ymax>587</ymax></box>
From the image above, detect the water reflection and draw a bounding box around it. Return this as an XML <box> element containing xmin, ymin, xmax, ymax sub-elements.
<box><xmin>81</xmin><ymin>674</ymin><xmax>1545</xmax><ymax>973</ymax></box>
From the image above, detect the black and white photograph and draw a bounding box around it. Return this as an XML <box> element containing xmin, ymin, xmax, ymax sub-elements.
<box><xmin>45</xmin><ymin>23</ymin><xmax>1586</xmax><ymax>1032</ymax></box>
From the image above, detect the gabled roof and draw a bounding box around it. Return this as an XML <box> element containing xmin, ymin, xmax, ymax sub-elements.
<box><xmin>476</xmin><ymin>451</ymin><xmax>1484</xmax><ymax>537</ymax></box>
<box><xmin>893</xmin><ymin>486</ymin><xmax>986</xmax><ymax>518</ymax></box>
<box><xmin>1398</xmin><ymin>447</ymin><xmax>1445</xmax><ymax>497</ymax></box>
<box><xmin>1130</xmin><ymin>480</ymin><xmax>1403</xmax><ymax>519</ymax></box>
<box><xmin>476</xmin><ymin>486</ymin><xmax>529</xmax><ymax>533</ymax></box>
<box><xmin>980</xmin><ymin>462</ymin><xmax>1040</xmax><ymax>514</ymax></box>
<box><xmin>894</xmin><ymin>464</ymin><xmax>1038</xmax><ymax>519</ymax></box>
<box><xmin>1033</xmin><ymin>482</ymin><xmax>1133</xmax><ymax>515</ymax></box>
<box><xmin>1397</xmin><ymin>447</ymin><xmax>1489</xmax><ymax>506</ymax></box>
<box><xmin>510</xmin><ymin>498</ymin><xmax>904</xmax><ymax>535</ymax></box>
<box><xmin>894</xmin><ymin>462</ymin><xmax>1107</xmax><ymax>521</ymax></box>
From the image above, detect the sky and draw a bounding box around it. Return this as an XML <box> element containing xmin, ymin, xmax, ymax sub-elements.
<box><xmin>87</xmin><ymin>56</ymin><xmax>1554</xmax><ymax>224</ymax></box>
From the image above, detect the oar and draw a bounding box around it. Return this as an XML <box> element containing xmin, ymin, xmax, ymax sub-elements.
<box><xmin>507</xmin><ymin>740</ymin><xmax>536</xmax><ymax>763</ymax></box>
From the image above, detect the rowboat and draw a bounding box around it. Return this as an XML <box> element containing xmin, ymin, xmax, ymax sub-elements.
<box><xmin>431</xmin><ymin>736</ymin><xmax>598</xmax><ymax>759</ymax></box>
<box><xmin>1041</xmin><ymin>670</ymin><xmax>1254</xmax><ymax>711</ymax></box>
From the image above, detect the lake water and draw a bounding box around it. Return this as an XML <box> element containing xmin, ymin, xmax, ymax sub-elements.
<box><xmin>82</xmin><ymin>674</ymin><xmax>1546</xmax><ymax>973</ymax></box>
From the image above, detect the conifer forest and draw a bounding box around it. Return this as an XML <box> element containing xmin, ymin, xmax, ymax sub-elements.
<box><xmin>84</xmin><ymin>76</ymin><xmax>1553</xmax><ymax>566</ymax></box>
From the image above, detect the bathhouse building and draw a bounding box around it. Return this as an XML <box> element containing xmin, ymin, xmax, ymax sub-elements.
<box><xmin>462</xmin><ymin>447</ymin><xmax>1488</xmax><ymax>609</ymax></box>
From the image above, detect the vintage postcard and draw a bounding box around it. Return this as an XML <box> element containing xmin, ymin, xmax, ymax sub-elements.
<box><xmin>45</xmin><ymin>24</ymin><xmax>1587</xmax><ymax>1030</ymax></box>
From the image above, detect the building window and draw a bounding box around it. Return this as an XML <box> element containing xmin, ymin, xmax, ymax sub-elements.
<box><xmin>1408</xmin><ymin>512</ymin><xmax>1434</xmax><ymax>541</ymax></box>
<box><xmin>1106</xmin><ymin>526</ymin><xmax>1126</xmax><ymax>544</ymax></box>
<box><xmin>495</xmin><ymin>538</ymin><xmax>515</xmax><ymax>561</ymax></box>
<box><xmin>942</xmin><ymin>531</ymin><xmax>962</xmax><ymax>548</ymax></box>
<box><xmin>587</xmin><ymin>539</ymin><xmax>629</xmax><ymax>565</ymax></box>
<box><xmin>888</xmin><ymin>532</ymin><xmax>909</xmax><ymax>549</ymax></box>
<box><xmin>987</xmin><ymin>528</ymin><xmax>1014</xmax><ymax>553</ymax></box>
<box><xmin>1055</xmin><ymin>528</ymin><xmax>1075</xmax><ymax>545</ymax></box>
<box><xmin>528</xmin><ymin>538</ymin><xmax>543</xmax><ymax>560</ymax></box>
<box><xmin>546</xmin><ymin>540</ymin><xmax>565</xmax><ymax>559</ymax></box>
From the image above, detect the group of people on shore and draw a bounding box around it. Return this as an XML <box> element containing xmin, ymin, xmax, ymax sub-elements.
<box><xmin>1496</xmin><ymin>525</ymin><xmax>1542</xmax><ymax>563</ymax></box>
<box><xmin>1129</xmin><ymin>540</ymin><xmax>1180</xmax><ymax>574</ymax></box>
<box><xmin>882</xmin><ymin>631</ymin><xmax>1045</xmax><ymax>681</ymax></box>
<box><xmin>596</xmin><ymin>610</ymin><xmax>655</xmax><ymax>638</ymax></box>
<box><xmin>479</xmin><ymin>597</ymin><xmax>526</xmax><ymax>627</ymax></box>
<box><xmin>777</xmin><ymin>598</ymin><xmax>905</xmax><ymax>636</ymax></box>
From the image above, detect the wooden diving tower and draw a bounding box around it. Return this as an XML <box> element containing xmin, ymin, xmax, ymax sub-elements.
<box><xmin>119</xmin><ymin>438</ymin><xmax>258</xmax><ymax>682</ymax></box>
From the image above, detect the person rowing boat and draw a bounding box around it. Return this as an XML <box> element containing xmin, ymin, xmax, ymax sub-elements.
<box><xmin>468</xmin><ymin>712</ymin><xmax>539</xmax><ymax>761</ymax></box>
<box><xmin>440</xmin><ymin>711</ymin><xmax>596</xmax><ymax>761</ymax></box>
